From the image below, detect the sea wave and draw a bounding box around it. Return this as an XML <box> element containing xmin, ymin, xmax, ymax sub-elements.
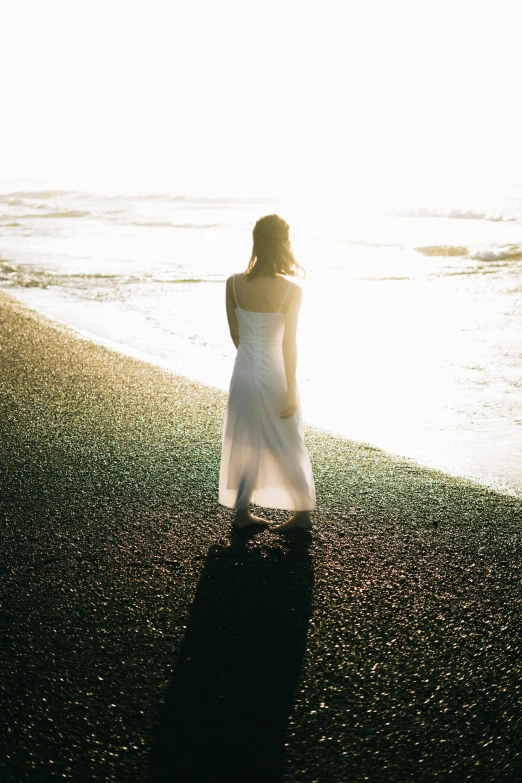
<box><xmin>37</xmin><ymin>209</ymin><xmax>92</xmax><ymax>219</ymax></box>
<box><xmin>391</xmin><ymin>207</ymin><xmax>516</xmax><ymax>222</ymax></box>
<box><xmin>415</xmin><ymin>244</ymin><xmax>522</xmax><ymax>262</ymax></box>
<box><xmin>0</xmin><ymin>189</ymin><xmax>84</xmax><ymax>201</ymax></box>
<box><xmin>0</xmin><ymin>259</ymin><xmax>220</xmax><ymax>291</ymax></box>
<box><xmin>0</xmin><ymin>211</ymin><xmax>225</xmax><ymax>228</ymax></box>
<box><xmin>129</xmin><ymin>192</ymin><xmax>279</xmax><ymax>205</ymax></box>
<box><xmin>0</xmin><ymin>187</ymin><xmax>267</xmax><ymax>227</ymax></box>
<box><xmin>470</xmin><ymin>245</ymin><xmax>522</xmax><ymax>262</ymax></box>
<box><xmin>0</xmin><ymin>209</ymin><xmax>92</xmax><ymax>220</ymax></box>
<box><xmin>129</xmin><ymin>220</ymin><xmax>222</xmax><ymax>229</ymax></box>
<box><xmin>0</xmin><ymin>188</ymin><xmax>275</xmax><ymax>206</ymax></box>
<box><xmin>415</xmin><ymin>245</ymin><xmax>469</xmax><ymax>257</ymax></box>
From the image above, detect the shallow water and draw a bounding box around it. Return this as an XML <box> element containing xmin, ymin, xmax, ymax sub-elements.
<box><xmin>1</xmin><ymin>182</ymin><xmax>521</xmax><ymax>496</ymax></box>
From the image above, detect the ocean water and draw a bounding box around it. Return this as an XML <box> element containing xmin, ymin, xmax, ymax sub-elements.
<box><xmin>1</xmin><ymin>181</ymin><xmax>521</xmax><ymax>497</ymax></box>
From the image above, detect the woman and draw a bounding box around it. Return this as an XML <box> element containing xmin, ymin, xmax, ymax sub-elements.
<box><xmin>218</xmin><ymin>214</ymin><xmax>316</xmax><ymax>531</ymax></box>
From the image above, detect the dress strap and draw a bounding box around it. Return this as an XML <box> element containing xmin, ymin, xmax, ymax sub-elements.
<box><xmin>232</xmin><ymin>274</ymin><xmax>239</xmax><ymax>308</ymax></box>
<box><xmin>278</xmin><ymin>281</ymin><xmax>292</xmax><ymax>312</ymax></box>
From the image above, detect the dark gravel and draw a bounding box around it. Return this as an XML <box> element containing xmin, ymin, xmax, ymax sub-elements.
<box><xmin>1</xmin><ymin>290</ymin><xmax>521</xmax><ymax>782</ymax></box>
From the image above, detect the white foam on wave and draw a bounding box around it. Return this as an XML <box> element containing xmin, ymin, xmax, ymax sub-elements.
<box><xmin>470</xmin><ymin>244</ymin><xmax>522</xmax><ymax>261</ymax></box>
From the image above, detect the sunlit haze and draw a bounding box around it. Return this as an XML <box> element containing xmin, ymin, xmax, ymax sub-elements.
<box><xmin>1</xmin><ymin>0</ymin><xmax>521</xmax><ymax>198</ymax></box>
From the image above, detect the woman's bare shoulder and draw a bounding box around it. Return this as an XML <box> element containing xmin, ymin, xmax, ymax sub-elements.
<box><xmin>226</xmin><ymin>273</ymin><xmax>241</xmax><ymax>288</ymax></box>
<box><xmin>287</xmin><ymin>279</ymin><xmax>303</xmax><ymax>299</ymax></box>
<box><xmin>281</xmin><ymin>280</ymin><xmax>302</xmax><ymax>314</ymax></box>
<box><xmin>226</xmin><ymin>272</ymin><xmax>246</xmax><ymax>284</ymax></box>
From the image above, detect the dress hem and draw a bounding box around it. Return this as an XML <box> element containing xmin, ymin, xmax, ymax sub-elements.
<box><xmin>218</xmin><ymin>499</ymin><xmax>316</xmax><ymax>512</ymax></box>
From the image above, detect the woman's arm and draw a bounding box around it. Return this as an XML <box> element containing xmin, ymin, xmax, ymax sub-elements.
<box><xmin>225</xmin><ymin>276</ymin><xmax>240</xmax><ymax>349</ymax></box>
<box><xmin>281</xmin><ymin>285</ymin><xmax>302</xmax><ymax>419</ymax></box>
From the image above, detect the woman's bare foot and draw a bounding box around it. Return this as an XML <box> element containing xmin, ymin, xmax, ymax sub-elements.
<box><xmin>271</xmin><ymin>511</ymin><xmax>312</xmax><ymax>532</ymax></box>
<box><xmin>233</xmin><ymin>507</ymin><xmax>270</xmax><ymax>529</ymax></box>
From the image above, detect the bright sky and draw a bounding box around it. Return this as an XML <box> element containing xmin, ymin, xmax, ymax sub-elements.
<box><xmin>1</xmin><ymin>0</ymin><xmax>520</xmax><ymax>197</ymax></box>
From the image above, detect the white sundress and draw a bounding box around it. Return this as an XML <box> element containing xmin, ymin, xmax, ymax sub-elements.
<box><xmin>218</xmin><ymin>275</ymin><xmax>316</xmax><ymax>511</ymax></box>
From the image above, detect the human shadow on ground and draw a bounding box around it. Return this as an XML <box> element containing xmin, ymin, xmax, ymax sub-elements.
<box><xmin>150</xmin><ymin>529</ymin><xmax>314</xmax><ymax>783</ymax></box>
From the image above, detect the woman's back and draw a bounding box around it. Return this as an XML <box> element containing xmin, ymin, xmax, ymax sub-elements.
<box><xmin>232</xmin><ymin>272</ymin><xmax>294</xmax><ymax>314</ymax></box>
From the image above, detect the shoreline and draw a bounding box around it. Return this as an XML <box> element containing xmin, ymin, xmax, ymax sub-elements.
<box><xmin>4</xmin><ymin>286</ymin><xmax>522</xmax><ymax>500</ymax></box>
<box><xmin>1</xmin><ymin>288</ymin><xmax>521</xmax><ymax>781</ymax></box>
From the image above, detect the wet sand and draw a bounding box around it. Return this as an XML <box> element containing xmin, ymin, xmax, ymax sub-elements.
<box><xmin>1</xmin><ymin>289</ymin><xmax>521</xmax><ymax>782</ymax></box>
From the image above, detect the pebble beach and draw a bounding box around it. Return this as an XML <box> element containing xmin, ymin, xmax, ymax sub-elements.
<box><xmin>1</xmin><ymin>289</ymin><xmax>522</xmax><ymax>782</ymax></box>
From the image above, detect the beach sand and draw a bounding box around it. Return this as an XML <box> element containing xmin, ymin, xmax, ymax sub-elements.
<box><xmin>1</xmin><ymin>289</ymin><xmax>521</xmax><ymax>782</ymax></box>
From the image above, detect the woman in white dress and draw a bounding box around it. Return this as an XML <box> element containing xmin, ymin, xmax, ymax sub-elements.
<box><xmin>218</xmin><ymin>214</ymin><xmax>316</xmax><ymax>531</ymax></box>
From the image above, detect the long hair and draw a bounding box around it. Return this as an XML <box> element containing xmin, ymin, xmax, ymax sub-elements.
<box><xmin>245</xmin><ymin>214</ymin><xmax>305</xmax><ymax>280</ymax></box>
